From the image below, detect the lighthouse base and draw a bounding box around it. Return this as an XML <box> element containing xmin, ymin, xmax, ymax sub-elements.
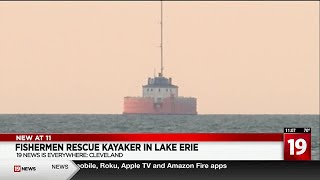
<box><xmin>123</xmin><ymin>97</ymin><xmax>197</xmax><ymax>115</ymax></box>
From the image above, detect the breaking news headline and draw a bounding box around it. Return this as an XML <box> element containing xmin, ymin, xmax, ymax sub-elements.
<box><xmin>16</xmin><ymin>143</ymin><xmax>199</xmax><ymax>152</ymax></box>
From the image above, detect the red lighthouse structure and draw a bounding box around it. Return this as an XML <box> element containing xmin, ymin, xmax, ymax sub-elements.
<box><xmin>123</xmin><ymin>1</ymin><xmax>197</xmax><ymax>115</ymax></box>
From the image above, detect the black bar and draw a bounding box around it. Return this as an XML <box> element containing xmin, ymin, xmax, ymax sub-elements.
<box><xmin>72</xmin><ymin>160</ymin><xmax>320</xmax><ymax>180</ymax></box>
<box><xmin>284</xmin><ymin>128</ymin><xmax>311</xmax><ymax>133</ymax></box>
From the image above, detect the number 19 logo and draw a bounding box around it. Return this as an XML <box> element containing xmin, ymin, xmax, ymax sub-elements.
<box><xmin>287</xmin><ymin>138</ymin><xmax>307</xmax><ymax>156</ymax></box>
<box><xmin>284</xmin><ymin>133</ymin><xmax>311</xmax><ymax>160</ymax></box>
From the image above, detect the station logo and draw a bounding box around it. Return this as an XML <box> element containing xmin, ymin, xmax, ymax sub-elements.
<box><xmin>14</xmin><ymin>165</ymin><xmax>36</xmax><ymax>172</ymax></box>
<box><xmin>14</xmin><ymin>165</ymin><xmax>21</xmax><ymax>172</ymax></box>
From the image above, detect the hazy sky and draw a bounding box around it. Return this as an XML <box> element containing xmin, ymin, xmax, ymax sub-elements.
<box><xmin>0</xmin><ymin>1</ymin><xmax>319</xmax><ymax>114</ymax></box>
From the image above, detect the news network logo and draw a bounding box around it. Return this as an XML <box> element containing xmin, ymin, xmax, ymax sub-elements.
<box><xmin>14</xmin><ymin>165</ymin><xmax>36</xmax><ymax>172</ymax></box>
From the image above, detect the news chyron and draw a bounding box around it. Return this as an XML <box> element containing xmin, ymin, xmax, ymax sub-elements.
<box><xmin>0</xmin><ymin>128</ymin><xmax>316</xmax><ymax>180</ymax></box>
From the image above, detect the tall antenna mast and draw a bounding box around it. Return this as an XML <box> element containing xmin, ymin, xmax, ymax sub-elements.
<box><xmin>160</xmin><ymin>0</ymin><xmax>164</xmax><ymax>77</ymax></box>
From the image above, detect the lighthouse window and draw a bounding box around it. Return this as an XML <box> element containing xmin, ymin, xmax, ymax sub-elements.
<box><xmin>147</xmin><ymin>88</ymin><xmax>149</xmax><ymax>92</ymax></box>
<box><xmin>158</xmin><ymin>88</ymin><xmax>160</xmax><ymax>92</ymax></box>
<box><xmin>151</xmin><ymin>89</ymin><xmax>153</xmax><ymax>91</ymax></box>
<box><xmin>166</xmin><ymin>89</ymin><xmax>168</xmax><ymax>92</ymax></box>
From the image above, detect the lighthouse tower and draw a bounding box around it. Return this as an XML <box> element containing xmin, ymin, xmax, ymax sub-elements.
<box><xmin>142</xmin><ymin>74</ymin><xmax>178</xmax><ymax>103</ymax></box>
<box><xmin>123</xmin><ymin>1</ymin><xmax>197</xmax><ymax>115</ymax></box>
